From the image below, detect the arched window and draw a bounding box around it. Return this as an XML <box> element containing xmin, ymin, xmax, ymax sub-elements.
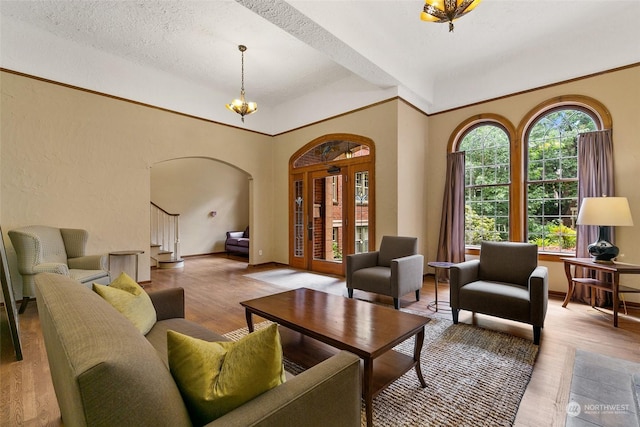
<box><xmin>452</xmin><ymin>115</ymin><xmax>515</xmax><ymax>247</ymax></box>
<box><xmin>450</xmin><ymin>96</ymin><xmax>611</xmax><ymax>257</ymax></box>
<box><xmin>525</xmin><ymin>108</ymin><xmax>598</xmax><ymax>253</ymax></box>
<box><xmin>459</xmin><ymin>124</ymin><xmax>511</xmax><ymax>245</ymax></box>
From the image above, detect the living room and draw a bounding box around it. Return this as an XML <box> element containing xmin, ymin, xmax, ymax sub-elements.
<box><xmin>1</xmin><ymin>1</ymin><xmax>640</xmax><ymax>426</ymax></box>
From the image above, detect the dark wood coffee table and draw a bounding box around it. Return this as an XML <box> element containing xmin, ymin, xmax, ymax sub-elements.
<box><xmin>240</xmin><ymin>288</ymin><xmax>430</xmax><ymax>427</ymax></box>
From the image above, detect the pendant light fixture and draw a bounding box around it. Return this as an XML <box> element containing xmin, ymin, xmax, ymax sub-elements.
<box><xmin>226</xmin><ymin>45</ymin><xmax>257</xmax><ymax>122</ymax></box>
<box><xmin>420</xmin><ymin>0</ymin><xmax>482</xmax><ymax>32</ymax></box>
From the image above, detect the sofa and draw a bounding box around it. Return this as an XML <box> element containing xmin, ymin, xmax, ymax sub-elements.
<box><xmin>225</xmin><ymin>227</ymin><xmax>250</xmax><ymax>255</ymax></box>
<box><xmin>35</xmin><ymin>272</ymin><xmax>361</xmax><ymax>427</ymax></box>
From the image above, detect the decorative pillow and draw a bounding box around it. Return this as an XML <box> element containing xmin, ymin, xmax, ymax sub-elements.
<box><xmin>93</xmin><ymin>272</ymin><xmax>157</xmax><ymax>334</ymax></box>
<box><xmin>167</xmin><ymin>323</ymin><xmax>286</xmax><ymax>425</ymax></box>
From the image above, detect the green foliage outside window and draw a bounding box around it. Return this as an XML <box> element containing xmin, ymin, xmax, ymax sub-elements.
<box><xmin>460</xmin><ymin>124</ymin><xmax>510</xmax><ymax>246</ymax></box>
<box><xmin>459</xmin><ymin>108</ymin><xmax>597</xmax><ymax>253</ymax></box>
<box><xmin>332</xmin><ymin>241</ymin><xmax>342</xmax><ymax>260</ymax></box>
<box><xmin>526</xmin><ymin>109</ymin><xmax>596</xmax><ymax>253</ymax></box>
<box><xmin>464</xmin><ymin>205</ymin><xmax>502</xmax><ymax>245</ymax></box>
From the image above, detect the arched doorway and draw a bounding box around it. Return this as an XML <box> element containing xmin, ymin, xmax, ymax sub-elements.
<box><xmin>289</xmin><ymin>134</ymin><xmax>375</xmax><ymax>275</ymax></box>
<box><xmin>151</xmin><ymin>157</ymin><xmax>251</xmax><ymax>260</ymax></box>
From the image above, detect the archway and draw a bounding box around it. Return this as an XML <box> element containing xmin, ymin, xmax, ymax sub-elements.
<box><xmin>289</xmin><ymin>134</ymin><xmax>375</xmax><ymax>275</ymax></box>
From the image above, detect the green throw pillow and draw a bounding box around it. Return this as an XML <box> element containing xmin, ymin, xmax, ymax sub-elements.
<box><xmin>167</xmin><ymin>324</ymin><xmax>286</xmax><ymax>425</ymax></box>
<box><xmin>93</xmin><ymin>272</ymin><xmax>157</xmax><ymax>334</ymax></box>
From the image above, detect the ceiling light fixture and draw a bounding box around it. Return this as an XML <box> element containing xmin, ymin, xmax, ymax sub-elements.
<box><xmin>420</xmin><ymin>0</ymin><xmax>482</xmax><ymax>32</ymax></box>
<box><xmin>226</xmin><ymin>45</ymin><xmax>257</xmax><ymax>123</ymax></box>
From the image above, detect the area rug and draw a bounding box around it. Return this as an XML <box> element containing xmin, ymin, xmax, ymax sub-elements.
<box><xmin>224</xmin><ymin>316</ymin><xmax>539</xmax><ymax>426</ymax></box>
<box><xmin>244</xmin><ymin>268</ymin><xmax>343</xmax><ymax>290</ymax></box>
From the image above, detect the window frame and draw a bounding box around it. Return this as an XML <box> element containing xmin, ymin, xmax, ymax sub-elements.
<box><xmin>524</xmin><ymin>106</ymin><xmax>599</xmax><ymax>254</ymax></box>
<box><xmin>458</xmin><ymin>121</ymin><xmax>513</xmax><ymax>246</ymax></box>
<box><xmin>449</xmin><ymin>96</ymin><xmax>612</xmax><ymax>259</ymax></box>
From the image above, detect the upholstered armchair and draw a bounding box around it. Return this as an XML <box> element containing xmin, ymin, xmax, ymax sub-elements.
<box><xmin>9</xmin><ymin>225</ymin><xmax>111</xmax><ymax>312</ymax></box>
<box><xmin>449</xmin><ymin>241</ymin><xmax>548</xmax><ymax>344</ymax></box>
<box><xmin>346</xmin><ymin>236</ymin><xmax>424</xmax><ymax>310</ymax></box>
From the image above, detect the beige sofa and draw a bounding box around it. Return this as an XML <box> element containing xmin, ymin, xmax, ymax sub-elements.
<box><xmin>35</xmin><ymin>273</ymin><xmax>361</xmax><ymax>427</ymax></box>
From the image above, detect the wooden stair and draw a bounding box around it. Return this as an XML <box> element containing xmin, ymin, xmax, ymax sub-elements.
<box><xmin>150</xmin><ymin>244</ymin><xmax>184</xmax><ymax>269</ymax></box>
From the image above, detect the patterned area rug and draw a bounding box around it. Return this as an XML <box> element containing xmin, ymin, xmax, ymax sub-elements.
<box><xmin>224</xmin><ymin>315</ymin><xmax>539</xmax><ymax>426</ymax></box>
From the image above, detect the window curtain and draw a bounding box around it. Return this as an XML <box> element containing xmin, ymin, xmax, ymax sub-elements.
<box><xmin>436</xmin><ymin>151</ymin><xmax>466</xmax><ymax>281</ymax></box>
<box><xmin>575</xmin><ymin>129</ymin><xmax>614</xmax><ymax>306</ymax></box>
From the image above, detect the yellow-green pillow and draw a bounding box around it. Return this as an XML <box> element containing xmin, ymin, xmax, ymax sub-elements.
<box><xmin>93</xmin><ymin>272</ymin><xmax>157</xmax><ymax>334</ymax></box>
<box><xmin>167</xmin><ymin>324</ymin><xmax>286</xmax><ymax>425</ymax></box>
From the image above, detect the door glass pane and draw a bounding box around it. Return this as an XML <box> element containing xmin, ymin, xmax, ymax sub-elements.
<box><xmin>354</xmin><ymin>171</ymin><xmax>369</xmax><ymax>254</ymax></box>
<box><xmin>313</xmin><ymin>175</ymin><xmax>343</xmax><ymax>263</ymax></box>
<box><xmin>293</xmin><ymin>180</ymin><xmax>304</xmax><ymax>258</ymax></box>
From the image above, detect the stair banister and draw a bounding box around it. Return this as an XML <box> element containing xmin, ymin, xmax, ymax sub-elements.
<box><xmin>150</xmin><ymin>202</ymin><xmax>180</xmax><ymax>263</ymax></box>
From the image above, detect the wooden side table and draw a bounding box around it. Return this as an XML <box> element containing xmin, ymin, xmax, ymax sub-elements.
<box><xmin>561</xmin><ymin>257</ymin><xmax>640</xmax><ymax>327</ymax></box>
<box><xmin>427</xmin><ymin>261</ymin><xmax>455</xmax><ymax>312</ymax></box>
<box><xmin>109</xmin><ymin>250</ymin><xmax>145</xmax><ymax>282</ymax></box>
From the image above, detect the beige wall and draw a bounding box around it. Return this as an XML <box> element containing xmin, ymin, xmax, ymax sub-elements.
<box><xmin>397</xmin><ymin>101</ymin><xmax>430</xmax><ymax>260</ymax></box>
<box><xmin>1</xmin><ymin>71</ymin><xmax>272</xmax><ymax>299</ymax></box>
<box><xmin>2</xmin><ymin>65</ymin><xmax>639</xmax><ymax>303</ymax></box>
<box><xmin>427</xmin><ymin>66</ymin><xmax>640</xmax><ymax>299</ymax></box>
<box><xmin>272</xmin><ymin>100</ymin><xmax>402</xmax><ymax>263</ymax></box>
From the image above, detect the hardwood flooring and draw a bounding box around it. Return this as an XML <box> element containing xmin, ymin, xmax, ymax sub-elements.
<box><xmin>2</xmin><ymin>254</ymin><xmax>639</xmax><ymax>426</ymax></box>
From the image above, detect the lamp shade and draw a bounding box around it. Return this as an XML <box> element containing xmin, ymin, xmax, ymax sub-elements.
<box><xmin>576</xmin><ymin>197</ymin><xmax>634</xmax><ymax>226</ymax></box>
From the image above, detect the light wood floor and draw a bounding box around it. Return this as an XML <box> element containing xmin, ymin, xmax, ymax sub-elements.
<box><xmin>2</xmin><ymin>254</ymin><xmax>639</xmax><ymax>426</ymax></box>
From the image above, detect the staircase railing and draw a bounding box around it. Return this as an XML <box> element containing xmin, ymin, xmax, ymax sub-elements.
<box><xmin>150</xmin><ymin>202</ymin><xmax>180</xmax><ymax>261</ymax></box>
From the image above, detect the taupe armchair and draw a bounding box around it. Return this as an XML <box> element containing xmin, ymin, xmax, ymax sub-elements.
<box><xmin>9</xmin><ymin>225</ymin><xmax>111</xmax><ymax>312</ymax></box>
<box><xmin>346</xmin><ymin>236</ymin><xmax>424</xmax><ymax>310</ymax></box>
<box><xmin>449</xmin><ymin>241</ymin><xmax>548</xmax><ymax>345</ymax></box>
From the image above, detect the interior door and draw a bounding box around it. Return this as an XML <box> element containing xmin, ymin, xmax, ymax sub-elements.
<box><xmin>309</xmin><ymin>170</ymin><xmax>345</xmax><ymax>275</ymax></box>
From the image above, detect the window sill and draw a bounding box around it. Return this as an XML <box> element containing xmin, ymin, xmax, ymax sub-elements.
<box><xmin>464</xmin><ymin>247</ymin><xmax>572</xmax><ymax>262</ymax></box>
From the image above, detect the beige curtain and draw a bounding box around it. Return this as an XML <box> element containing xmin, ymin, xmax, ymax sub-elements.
<box><xmin>436</xmin><ymin>152</ymin><xmax>466</xmax><ymax>281</ymax></box>
<box><xmin>575</xmin><ymin>129</ymin><xmax>614</xmax><ymax>306</ymax></box>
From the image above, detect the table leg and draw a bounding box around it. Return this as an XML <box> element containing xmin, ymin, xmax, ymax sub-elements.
<box><xmin>363</xmin><ymin>358</ymin><xmax>373</xmax><ymax>427</ymax></box>
<box><xmin>613</xmin><ymin>272</ymin><xmax>620</xmax><ymax>327</ymax></box>
<box><xmin>562</xmin><ymin>261</ymin><xmax>574</xmax><ymax>308</ymax></box>
<box><xmin>414</xmin><ymin>327</ymin><xmax>427</xmax><ymax>388</ymax></box>
<box><xmin>245</xmin><ymin>309</ymin><xmax>255</xmax><ymax>333</ymax></box>
<box><xmin>434</xmin><ymin>270</ymin><xmax>439</xmax><ymax>312</ymax></box>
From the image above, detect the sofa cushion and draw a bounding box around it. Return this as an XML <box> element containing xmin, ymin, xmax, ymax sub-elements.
<box><xmin>378</xmin><ymin>236</ymin><xmax>418</xmax><ymax>267</ymax></box>
<box><xmin>93</xmin><ymin>272</ymin><xmax>157</xmax><ymax>334</ymax></box>
<box><xmin>167</xmin><ymin>323</ymin><xmax>286</xmax><ymax>425</ymax></box>
<box><xmin>460</xmin><ymin>280</ymin><xmax>531</xmax><ymax>323</ymax></box>
<box><xmin>146</xmin><ymin>317</ymin><xmax>229</xmax><ymax>367</ymax></box>
<box><xmin>478</xmin><ymin>241</ymin><xmax>537</xmax><ymax>287</ymax></box>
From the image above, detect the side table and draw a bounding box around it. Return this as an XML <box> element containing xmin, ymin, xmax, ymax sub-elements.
<box><xmin>109</xmin><ymin>250</ymin><xmax>145</xmax><ymax>282</ymax></box>
<box><xmin>561</xmin><ymin>257</ymin><xmax>640</xmax><ymax>327</ymax></box>
<box><xmin>427</xmin><ymin>261</ymin><xmax>455</xmax><ymax>312</ymax></box>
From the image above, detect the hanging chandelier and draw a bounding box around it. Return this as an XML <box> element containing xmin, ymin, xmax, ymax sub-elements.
<box><xmin>226</xmin><ymin>45</ymin><xmax>257</xmax><ymax>123</ymax></box>
<box><xmin>420</xmin><ymin>0</ymin><xmax>482</xmax><ymax>32</ymax></box>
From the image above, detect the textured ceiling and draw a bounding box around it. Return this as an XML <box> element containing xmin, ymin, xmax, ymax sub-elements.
<box><xmin>1</xmin><ymin>0</ymin><xmax>639</xmax><ymax>134</ymax></box>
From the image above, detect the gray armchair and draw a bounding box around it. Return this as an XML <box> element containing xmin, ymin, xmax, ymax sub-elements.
<box><xmin>449</xmin><ymin>241</ymin><xmax>548</xmax><ymax>344</ymax></box>
<box><xmin>9</xmin><ymin>225</ymin><xmax>111</xmax><ymax>312</ymax></box>
<box><xmin>346</xmin><ymin>236</ymin><xmax>424</xmax><ymax>309</ymax></box>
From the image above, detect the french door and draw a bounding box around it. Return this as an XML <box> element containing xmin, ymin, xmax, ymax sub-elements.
<box><xmin>290</xmin><ymin>164</ymin><xmax>373</xmax><ymax>276</ymax></box>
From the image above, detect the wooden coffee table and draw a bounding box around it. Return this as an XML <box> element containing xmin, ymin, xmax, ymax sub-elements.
<box><xmin>240</xmin><ymin>288</ymin><xmax>430</xmax><ymax>427</ymax></box>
